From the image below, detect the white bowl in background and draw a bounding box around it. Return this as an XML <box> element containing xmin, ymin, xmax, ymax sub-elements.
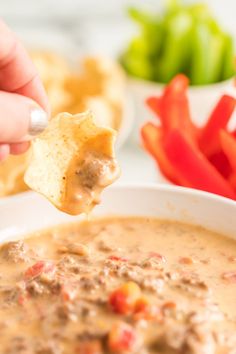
<box><xmin>116</xmin><ymin>94</ymin><xmax>134</xmax><ymax>149</ymax></box>
<box><xmin>128</xmin><ymin>76</ymin><xmax>235</xmax><ymax>143</ymax></box>
<box><xmin>0</xmin><ymin>184</ymin><xmax>235</xmax><ymax>243</ymax></box>
<box><xmin>16</xmin><ymin>28</ymin><xmax>135</xmax><ymax>150</ymax></box>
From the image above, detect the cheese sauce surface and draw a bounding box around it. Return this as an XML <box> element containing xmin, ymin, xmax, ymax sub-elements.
<box><xmin>0</xmin><ymin>217</ymin><xmax>236</xmax><ymax>354</ymax></box>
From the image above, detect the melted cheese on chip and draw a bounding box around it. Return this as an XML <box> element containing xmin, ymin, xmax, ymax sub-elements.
<box><xmin>24</xmin><ymin>111</ymin><xmax>120</xmax><ymax>215</ymax></box>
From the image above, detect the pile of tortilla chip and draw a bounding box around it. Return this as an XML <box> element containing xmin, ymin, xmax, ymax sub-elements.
<box><xmin>31</xmin><ymin>52</ymin><xmax>126</xmax><ymax>130</ymax></box>
<box><xmin>0</xmin><ymin>53</ymin><xmax>126</xmax><ymax>197</ymax></box>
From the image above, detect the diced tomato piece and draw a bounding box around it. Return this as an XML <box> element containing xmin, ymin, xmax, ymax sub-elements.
<box><xmin>75</xmin><ymin>340</ymin><xmax>102</xmax><ymax>354</ymax></box>
<box><xmin>164</xmin><ymin>129</ymin><xmax>236</xmax><ymax>199</ymax></box>
<box><xmin>108</xmin><ymin>256</ymin><xmax>128</xmax><ymax>262</ymax></box>
<box><xmin>199</xmin><ymin>95</ymin><xmax>236</xmax><ymax>156</ymax></box>
<box><xmin>141</xmin><ymin>123</ymin><xmax>185</xmax><ymax>185</ymax></box>
<box><xmin>134</xmin><ymin>297</ymin><xmax>163</xmax><ymax>321</ymax></box>
<box><xmin>220</xmin><ymin>130</ymin><xmax>236</xmax><ymax>173</ymax></box>
<box><xmin>61</xmin><ymin>283</ymin><xmax>77</xmax><ymax>302</ymax></box>
<box><xmin>18</xmin><ymin>292</ymin><xmax>29</xmax><ymax>306</ymax></box>
<box><xmin>134</xmin><ymin>297</ymin><xmax>150</xmax><ymax>318</ymax></box>
<box><xmin>109</xmin><ymin>282</ymin><xmax>141</xmax><ymax>315</ymax></box>
<box><xmin>149</xmin><ymin>252</ymin><xmax>166</xmax><ymax>263</ymax></box>
<box><xmin>108</xmin><ymin>322</ymin><xmax>138</xmax><ymax>353</ymax></box>
<box><xmin>24</xmin><ymin>261</ymin><xmax>55</xmax><ymax>280</ymax></box>
<box><xmin>179</xmin><ymin>257</ymin><xmax>194</xmax><ymax>265</ymax></box>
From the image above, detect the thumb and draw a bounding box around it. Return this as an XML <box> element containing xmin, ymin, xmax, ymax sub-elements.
<box><xmin>0</xmin><ymin>90</ymin><xmax>48</xmax><ymax>143</ymax></box>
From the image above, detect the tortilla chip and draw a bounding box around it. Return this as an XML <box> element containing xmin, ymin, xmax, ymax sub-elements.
<box><xmin>30</xmin><ymin>51</ymin><xmax>73</xmax><ymax>116</ymax></box>
<box><xmin>0</xmin><ymin>152</ymin><xmax>31</xmax><ymax>196</ymax></box>
<box><xmin>30</xmin><ymin>51</ymin><xmax>70</xmax><ymax>86</ymax></box>
<box><xmin>24</xmin><ymin>111</ymin><xmax>120</xmax><ymax>215</ymax></box>
<box><xmin>63</xmin><ymin>56</ymin><xmax>126</xmax><ymax>130</ymax></box>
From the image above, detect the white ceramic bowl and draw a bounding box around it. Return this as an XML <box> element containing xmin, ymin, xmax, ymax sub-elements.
<box><xmin>115</xmin><ymin>94</ymin><xmax>134</xmax><ymax>149</ymax></box>
<box><xmin>0</xmin><ymin>184</ymin><xmax>235</xmax><ymax>243</ymax></box>
<box><xmin>128</xmin><ymin>77</ymin><xmax>236</xmax><ymax>143</ymax></box>
<box><xmin>17</xmin><ymin>29</ymin><xmax>134</xmax><ymax>150</ymax></box>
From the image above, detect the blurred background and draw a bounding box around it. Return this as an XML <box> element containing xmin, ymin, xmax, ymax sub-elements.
<box><xmin>2</xmin><ymin>0</ymin><xmax>236</xmax><ymax>56</ymax></box>
<box><xmin>0</xmin><ymin>0</ymin><xmax>235</xmax><ymax>197</ymax></box>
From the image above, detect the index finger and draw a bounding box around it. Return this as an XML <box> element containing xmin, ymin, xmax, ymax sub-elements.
<box><xmin>0</xmin><ymin>20</ymin><xmax>49</xmax><ymax>113</ymax></box>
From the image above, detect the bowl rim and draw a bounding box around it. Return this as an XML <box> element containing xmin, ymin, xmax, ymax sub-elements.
<box><xmin>116</xmin><ymin>92</ymin><xmax>135</xmax><ymax>149</ymax></box>
<box><xmin>1</xmin><ymin>183</ymin><xmax>236</xmax><ymax>208</ymax></box>
<box><xmin>128</xmin><ymin>75</ymin><xmax>235</xmax><ymax>91</ymax></box>
<box><xmin>115</xmin><ymin>183</ymin><xmax>236</xmax><ymax>207</ymax></box>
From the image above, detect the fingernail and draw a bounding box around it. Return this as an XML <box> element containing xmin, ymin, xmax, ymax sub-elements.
<box><xmin>28</xmin><ymin>107</ymin><xmax>48</xmax><ymax>136</ymax></box>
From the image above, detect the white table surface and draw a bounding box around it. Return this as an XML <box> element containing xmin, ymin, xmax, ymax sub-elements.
<box><xmin>117</xmin><ymin>141</ymin><xmax>166</xmax><ymax>185</ymax></box>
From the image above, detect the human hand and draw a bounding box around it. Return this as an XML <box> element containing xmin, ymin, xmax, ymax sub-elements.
<box><xmin>0</xmin><ymin>20</ymin><xmax>49</xmax><ymax>161</ymax></box>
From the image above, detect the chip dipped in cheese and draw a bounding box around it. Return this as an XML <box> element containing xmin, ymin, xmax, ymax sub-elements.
<box><xmin>24</xmin><ymin>111</ymin><xmax>120</xmax><ymax>215</ymax></box>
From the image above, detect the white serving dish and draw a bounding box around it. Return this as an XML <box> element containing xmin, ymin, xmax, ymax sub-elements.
<box><xmin>116</xmin><ymin>94</ymin><xmax>134</xmax><ymax>149</ymax></box>
<box><xmin>0</xmin><ymin>184</ymin><xmax>235</xmax><ymax>243</ymax></box>
<box><xmin>128</xmin><ymin>77</ymin><xmax>235</xmax><ymax>143</ymax></box>
<box><xmin>17</xmin><ymin>29</ymin><xmax>135</xmax><ymax>150</ymax></box>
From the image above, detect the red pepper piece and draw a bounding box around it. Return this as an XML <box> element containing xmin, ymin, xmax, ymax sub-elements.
<box><xmin>160</xmin><ymin>75</ymin><xmax>197</xmax><ymax>142</ymax></box>
<box><xmin>146</xmin><ymin>75</ymin><xmax>189</xmax><ymax>121</ymax></box>
<box><xmin>24</xmin><ymin>261</ymin><xmax>55</xmax><ymax>280</ymax></box>
<box><xmin>220</xmin><ymin>130</ymin><xmax>236</xmax><ymax>173</ymax></box>
<box><xmin>146</xmin><ymin>96</ymin><xmax>161</xmax><ymax>118</ymax></box>
<box><xmin>163</xmin><ymin>74</ymin><xmax>189</xmax><ymax>96</ymax></box>
<box><xmin>164</xmin><ymin>129</ymin><xmax>236</xmax><ymax>199</ymax></box>
<box><xmin>108</xmin><ymin>255</ymin><xmax>128</xmax><ymax>262</ymax></box>
<box><xmin>108</xmin><ymin>322</ymin><xmax>138</xmax><ymax>353</ymax></box>
<box><xmin>109</xmin><ymin>282</ymin><xmax>141</xmax><ymax>315</ymax></box>
<box><xmin>228</xmin><ymin>173</ymin><xmax>236</xmax><ymax>191</ymax></box>
<box><xmin>141</xmin><ymin>123</ymin><xmax>183</xmax><ymax>185</ymax></box>
<box><xmin>61</xmin><ymin>283</ymin><xmax>77</xmax><ymax>302</ymax></box>
<box><xmin>208</xmin><ymin>150</ymin><xmax>232</xmax><ymax>179</ymax></box>
<box><xmin>232</xmin><ymin>129</ymin><xmax>236</xmax><ymax>139</ymax></box>
<box><xmin>134</xmin><ymin>297</ymin><xmax>163</xmax><ymax>321</ymax></box>
<box><xmin>18</xmin><ymin>292</ymin><xmax>29</xmax><ymax>306</ymax></box>
<box><xmin>146</xmin><ymin>75</ymin><xmax>197</xmax><ymax>142</ymax></box>
<box><xmin>199</xmin><ymin>95</ymin><xmax>236</xmax><ymax>156</ymax></box>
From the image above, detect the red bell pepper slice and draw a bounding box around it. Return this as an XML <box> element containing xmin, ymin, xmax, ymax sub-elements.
<box><xmin>161</xmin><ymin>75</ymin><xmax>197</xmax><ymax>142</ymax></box>
<box><xmin>146</xmin><ymin>96</ymin><xmax>161</xmax><ymax>117</ymax></box>
<box><xmin>220</xmin><ymin>130</ymin><xmax>236</xmax><ymax>173</ymax></box>
<box><xmin>163</xmin><ymin>74</ymin><xmax>189</xmax><ymax>96</ymax></box>
<box><xmin>146</xmin><ymin>75</ymin><xmax>197</xmax><ymax>143</ymax></box>
<box><xmin>208</xmin><ymin>150</ymin><xmax>232</xmax><ymax>179</ymax></box>
<box><xmin>141</xmin><ymin>123</ymin><xmax>182</xmax><ymax>185</ymax></box>
<box><xmin>24</xmin><ymin>261</ymin><xmax>55</xmax><ymax>280</ymax></box>
<box><xmin>164</xmin><ymin>129</ymin><xmax>236</xmax><ymax>199</ymax></box>
<box><xmin>228</xmin><ymin>173</ymin><xmax>236</xmax><ymax>191</ymax></box>
<box><xmin>231</xmin><ymin>129</ymin><xmax>236</xmax><ymax>139</ymax></box>
<box><xmin>199</xmin><ymin>95</ymin><xmax>236</xmax><ymax>156</ymax></box>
